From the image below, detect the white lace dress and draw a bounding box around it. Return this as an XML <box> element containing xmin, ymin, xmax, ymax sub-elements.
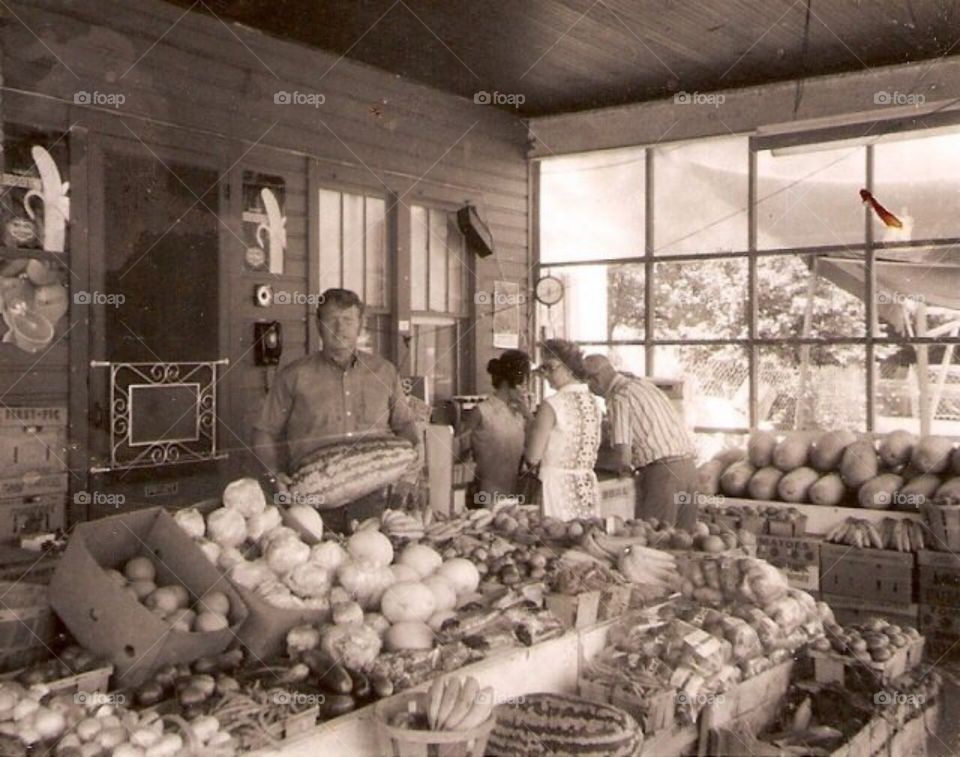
<box><xmin>539</xmin><ymin>383</ymin><xmax>602</xmax><ymax>521</ymax></box>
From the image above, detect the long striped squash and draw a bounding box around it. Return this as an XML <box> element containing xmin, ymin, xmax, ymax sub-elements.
<box><xmin>288</xmin><ymin>436</ymin><xmax>417</xmax><ymax>510</ymax></box>
<box><xmin>486</xmin><ymin>693</ymin><xmax>642</xmax><ymax>756</ymax></box>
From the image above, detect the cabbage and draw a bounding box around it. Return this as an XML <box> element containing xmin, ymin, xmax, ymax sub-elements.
<box><xmin>286</xmin><ymin>624</ymin><xmax>320</xmax><ymax>654</ymax></box>
<box><xmin>283</xmin><ymin>563</ymin><xmax>332</xmax><ymax>598</ymax></box>
<box><xmin>207</xmin><ymin>508</ymin><xmax>247</xmax><ymax>548</ymax></box>
<box><xmin>195</xmin><ymin>539</ymin><xmax>221</xmax><ymax>565</ymax></box>
<box><xmin>310</xmin><ymin>541</ymin><xmax>348</xmax><ymax>572</ymax></box>
<box><xmin>223</xmin><ymin>477</ymin><xmax>267</xmax><ymax>518</ymax></box>
<box><xmin>336</xmin><ymin>560</ymin><xmax>396</xmax><ymax>610</ymax></box>
<box><xmin>229</xmin><ymin>560</ymin><xmax>275</xmax><ymax>590</ymax></box>
<box><xmin>285</xmin><ymin>505</ymin><xmax>324</xmax><ymax>542</ymax></box>
<box><xmin>303</xmin><ymin>596</ymin><xmax>331</xmax><ymax>614</ymax></box>
<box><xmin>218</xmin><ymin>546</ymin><xmax>246</xmax><ymax>571</ymax></box>
<box><xmin>320</xmin><ymin>622</ymin><xmax>382</xmax><ymax>671</ymax></box>
<box><xmin>262</xmin><ymin>590</ymin><xmax>305</xmax><ymax>609</ymax></box>
<box><xmin>246</xmin><ymin>506</ymin><xmax>282</xmax><ymax>542</ymax></box>
<box><xmin>174</xmin><ymin>508</ymin><xmax>205</xmax><ymax>539</ymax></box>
<box><xmin>265</xmin><ymin>536</ymin><xmax>310</xmax><ymax>575</ymax></box>
<box><xmin>261</xmin><ymin>526</ymin><xmax>298</xmax><ymax>549</ymax></box>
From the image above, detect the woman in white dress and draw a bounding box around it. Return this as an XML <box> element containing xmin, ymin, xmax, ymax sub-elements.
<box><xmin>523</xmin><ymin>340</ymin><xmax>602</xmax><ymax>521</ymax></box>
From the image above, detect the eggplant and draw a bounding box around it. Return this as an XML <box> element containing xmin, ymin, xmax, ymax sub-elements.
<box><xmin>317</xmin><ymin>694</ymin><xmax>356</xmax><ymax>719</ymax></box>
<box><xmin>301</xmin><ymin>650</ymin><xmax>353</xmax><ymax>695</ymax></box>
<box><xmin>137</xmin><ymin>681</ymin><xmax>164</xmax><ymax>707</ymax></box>
<box><xmin>369</xmin><ymin>672</ymin><xmax>394</xmax><ymax>699</ymax></box>
<box><xmin>192</xmin><ymin>656</ymin><xmax>219</xmax><ymax>674</ymax></box>
<box><xmin>216</xmin><ymin>649</ymin><xmax>244</xmax><ymax>671</ymax></box>
<box><xmin>350</xmin><ymin>671</ymin><xmax>371</xmax><ymax>701</ymax></box>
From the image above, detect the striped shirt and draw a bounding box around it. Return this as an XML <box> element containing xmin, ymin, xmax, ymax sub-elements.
<box><xmin>605</xmin><ymin>373</ymin><xmax>695</xmax><ymax>468</ymax></box>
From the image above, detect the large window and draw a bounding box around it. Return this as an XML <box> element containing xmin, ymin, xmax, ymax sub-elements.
<box><xmin>537</xmin><ymin>125</ymin><xmax>960</xmax><ymax>450</ymax></box>
<box><xmin>318</xmin><ymin>188</ymin><xmax>390</xmax><ymax>356</ymax></box>
<box><xmin>409</xmin><ymin>205</ymin><xmax>470</xmax><ymax>400</ymax></box>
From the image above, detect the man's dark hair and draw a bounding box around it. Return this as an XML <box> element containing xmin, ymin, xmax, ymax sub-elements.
<box><xmin>317</xmin><ymin>288</ymin><xmax>364</xmax><ymax>319</ymax></box>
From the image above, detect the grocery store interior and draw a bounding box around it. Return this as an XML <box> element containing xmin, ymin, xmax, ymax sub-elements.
<box><xmin>1</xmin><ymin>0</ymin><xmax>960</xmax><ymax>754</ymax></box>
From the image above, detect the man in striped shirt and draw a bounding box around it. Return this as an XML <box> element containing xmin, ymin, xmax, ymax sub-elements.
<box><xmin>584</xmin><ymin>354</ymin><xmax>698</xmax><ymax>529</ymax></box>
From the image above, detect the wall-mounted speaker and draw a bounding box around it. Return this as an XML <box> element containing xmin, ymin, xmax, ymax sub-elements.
<box><xmin>457</xmin><ymin>205</ymin><xmax>495</xmax><ymax>258</ymax></box>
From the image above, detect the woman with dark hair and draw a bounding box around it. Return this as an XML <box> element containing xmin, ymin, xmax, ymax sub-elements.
<box><xmin>458</xmin><ymin>349</ymin><xmax>532</xmax><ymax>506</ymax></box>
<box><xmin>523</xmin><ymin>339</ymin><xmax>601</xmax><ymax>520</ymax></box>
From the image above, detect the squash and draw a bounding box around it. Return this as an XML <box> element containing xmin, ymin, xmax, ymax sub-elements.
<box><xmin>935</xmin><ymin>477</ymin><xmax>960</xmax><ymax>500</ymax></box>
<box><xmin>899</xmin><ymin>474</ymin><xmax>941</xmax><ymax>504</ymax></box>
<box><xmin>912</xmin><ymin>436</ymin><xmax>954</xmax><ymax>475</ymax></box>
<box><xmin>810</xmin><ymin>430</ymin><xmax>857</xmax><ymax>472</ymax></box>
<box><xmin>777</xmin><ymin>467</ymin><xmax>819</xmax><ymax>503</ymax></box>
<box><xmin>857</xmin><ymin>474</ymin><xmax>904</xmax><ymax>510</ymax></box>
<box><xmin>748</xmin><ymin>431</ymin><xmax>778</xmax><ymax>468</ymax></box>
<box><xmin>712</xmin><ymin>448</ymin><xmax>746</xmax><ymax>468</ymax></box>
<box><xmin>809</xmin><ymin>473</ymin><xmax>845</xmax><ymax>506</ymax></box>
<box><xmin>720</xmin><ymin>461</ymin><xmax>755</xmax><ymax>497</ymax></box>
<box><xmin>487</xmin><ymin>693</ymin><xmax>642</xmax><ymax>757</ymax></box>
<box><xmin>747</xmin><ymin>467</ymin><xmax>784</xmax><ymax>501</ymax></box>
<box><xmin>288</xmin><ymin>437</ymin><xmax>417</xmax><ymax>509</ymax></box>
<box><xmin>840</xmin><ymin>441</ymin><xmax>879</xmax><ymax>488</ymax></box>
<box><xmin>697</xmin><ymin>460</ymin><xmax>725</xmax><ymax>496</ymax></box>
<box><xmin>772</xmin><ymin>434</ymin><xmax>811</xmax><ymax>472</ymax></box>
<box><xmin>879</xmin><ymin>430</ymin><xmax>918</xmax><ymax>468</ymax></box>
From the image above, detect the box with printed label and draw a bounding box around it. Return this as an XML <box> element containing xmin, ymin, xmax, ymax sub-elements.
<box><xmin>0</xmin><ymin>494</ymin><xmax>65</xmax><ymax>542</ymax></box>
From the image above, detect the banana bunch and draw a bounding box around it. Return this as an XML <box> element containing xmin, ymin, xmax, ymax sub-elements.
<box><xmin>462</xmin><ymin>508</ymin><xmax>495</xmax><ymax>535</ymax></box>
<box><xmin>881</xmin><ymin>517</ymin><xmax>926</xmax><ymax>552</ymax></box>
<box><xmin>424</xmin><ymin>518</ymin><xmax>466</xmax><ymax>544</ymax></box>
<box><xmin>824</xmin><ymin>518</ymin><xmax>884</xmax><ymax>549</ymax></box>
<box><xmin>427</xmin><ymin>675</ymin><xmax>494</xmax><ymax>731</ymax></box>
<box><xmin>380</xmin><ymin>509</ymin><xmax>425</xmax><ymax>541</ymax></box>
<box><xmin>579</xmin><ymin>528</ymin><xmax>649</xmax><ymax>564</ymax></box>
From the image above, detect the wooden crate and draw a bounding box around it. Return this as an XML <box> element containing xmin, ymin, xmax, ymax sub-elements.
<box><xmin>610</xmin><ymin>686</ymin><xmax>675</xmax><ymax>734</ymax></box>
<box><xmin>640</xmin><ymin>722</ymin><xmax>699</xmax><ymax>757</ymax></box>
<box><xmin>0</xmin><ymin>494</ymin><xmax>65</xmax><ymax>543</ymax></box>
<box><xmin>767</xmin><ymin>514</ymin><xmax>808</xmax><ymax>537</ymax></box>
<box><xmin>819</xmin><ymin>543</ymin><xmax>916</xmax><ymax>604</ymax></box>
<box><xmin>808</xmin><ymin>637</ymin><xmax>925</xmax><ymax>687</ymax></box>
<box><xmin>545</xmin><ymin>591</ymin><xmax>600</xmax><ymax>629</ymax></box>
<box><xmin>919</xmin><ymin>603</ymin><xmax>960</xmax><ymax>659</ymax></box>
<box><xmin>821</xmin><ymin>592</ymin><xmax>920</xmax><ymax>629</ymax></box>
<box><xmin>698</xmin><ymin>660</ymin><xmax>794</xmax><ymax>735</ymax></box>
<box><xmin>757</xmin><ymin>534</ymin><xmax>821</xmax><ymax>570</ymax></box>
<box><xmin>917</xmin><ymin>549</ymin><xmax>960</xmax><ymax>608</ymax></box>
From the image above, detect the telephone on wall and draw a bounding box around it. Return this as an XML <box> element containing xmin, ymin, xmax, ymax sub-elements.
<box><xmin>254</xmin><ymin>321</ymin><xmax>282</xmax><ymax>366</ymax></box>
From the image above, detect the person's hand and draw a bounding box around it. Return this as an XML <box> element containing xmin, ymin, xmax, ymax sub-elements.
<box><xmin>276</xmin><ymin>472</ymin><xmax>292</xmax><ymax>493</ymax></box>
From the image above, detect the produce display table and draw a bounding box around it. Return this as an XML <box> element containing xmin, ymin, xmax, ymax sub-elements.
<box><xmin>721</xmin><ymin>498</ymin><xmax>922</xmax><ymax>535</ymax></box>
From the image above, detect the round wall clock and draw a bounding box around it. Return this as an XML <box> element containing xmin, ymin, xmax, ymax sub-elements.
<box><xmin>534</xmin><ymin>275</ymin><xmax>564</xmax><ymax>306</ymax></box>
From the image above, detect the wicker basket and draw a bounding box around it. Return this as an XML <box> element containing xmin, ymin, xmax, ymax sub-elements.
<box><xmin>922</xmin><ymin>500</ymin><xmax>960</xmax><ymax>551</ymax></box>
<box><xmin>375</xmin><ymin>692</ymin><xmax>494</xmax><ymax>757</ymax></box>
<box><xmin>0</xmin><ymin>582</ymin><xmax>57</xmax><ymax>672</ymax></box>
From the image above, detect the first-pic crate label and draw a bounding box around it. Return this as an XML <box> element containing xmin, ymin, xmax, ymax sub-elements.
<box><xmin>758</xmin><ymin>535</ymin><xmax>820</xmax><ymax>570</ymax></box>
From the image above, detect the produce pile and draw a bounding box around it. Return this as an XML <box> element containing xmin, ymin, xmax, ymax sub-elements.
<box><xmin>814</xmin><ymin>616</ymin><xmax>923</xmax><ymax>666</ymax></box>
<box><xmin>699</xmin><ymin>428</ymin><xmax>960</xmax><ymax>510</ymax></box>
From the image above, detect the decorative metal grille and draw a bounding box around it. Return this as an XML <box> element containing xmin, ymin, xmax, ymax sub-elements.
<box><xmin>90</xmin><ymin>359</ymin><xmax>228</xmax><ymax>472</ymax></box>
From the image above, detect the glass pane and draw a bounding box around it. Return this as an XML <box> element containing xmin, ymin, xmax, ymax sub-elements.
<box><xmin>364</xmin><ymin>197</ymin><xmax>387</xmax><ymax>309</ymax></box>
<box><xmin>359</xmin><ymin>313</ymin><xmax>390</xmax><ymax>358</ymax></box>
<box><xmin>410</xmin><ymin>205</ymin><xmax>428</xmax><ymax>310</ymax></box>
<box><xmin>757</xmin><ymin>145</ymin><xmax>866</xmax><ymax>249</ymax></box>
<box><xmin>104</xmin><ymin>152</ymin><xmax>219</xmax><ymax>362</ymax></box>
<box><xmin>318</xmin><ymin>189</ymin><xmax>341</xmax><ymax>291</ymax></box>
<box><xmin>871</xmin><ymin>248</ymin><xmax>960</xmax><ymax>338</ymax></box>
<box><xmin>428</xmin><ymin>210</ymin><xmax>448</xmax><ymax>312</ymax></box>
<box><xmin>694</xmin><ymin>431</ymin><xmax>749</xmax><ymax>464</ymax></box>
<box><xmin>579</xmin><ymin>344</ymin><xmax>646</xmax><ymax>376</ymax></box>
<box><xmin>877</xmin><ymin>342</ymin><xmax>960</xmax><ymax>436</ymax></box>
<box><xmin>413</xmin><ymin>322</ymin><xmax>457</xmax><ymax>400</ymax></box>
<box><xmin>758</xmin><ymin>253</ymin><xmax>866</xmax><ymax>338</ymax></box>
<box><xmin>653</xmin><ymin>137</ymin><xmax>748</xmax><ymax>255</ymax></box>
<box><xmin>654</xmin><ymin>345</ymin><xmax>749</xmax><ymax>430</ymax></box>
<box><xmin>341</xmin><ymin>193</ymin><xmax>364</xmax><ymax>296</ymax></box>
<box><xmin>653</xmin><ymin>258</ymin><xmax>747</xmax><ymax>339</ymax></box>
<box><xmin>447</xmin><ymin>216</ymin><xmax>465</xmax><ymax>314</ymax></box>
<box><xmin>539</xmin><ymin>264</ymin><xmax>644</xmax><ymax>342</ymax></box>
<box><xmin>758</xmin><ymin>345</ymin><xmax>866</xmax><ymax>431</ymax></box>
<box><xmin>540</xmin><ymin>147</ymin><xmax>646</xmax><ymax>263</ymax></box>
<box><xmin>873</xmin><ymin>130</ymin><xmax>960</xmax><ymax>241</ymax></box>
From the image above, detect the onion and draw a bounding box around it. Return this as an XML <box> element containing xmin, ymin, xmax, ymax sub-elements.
<box><xmin>113</xmin><ymin>745</ymin><xmax>146</xmax><ymax>757</ymax></box>
<box><xmin>75</xmin><ymin>717</ymin><xmax>102</xmax><ymax>741</ymax></box>
<box><xmin>190</xmin><ymin>715</ymin><xmax>220</xmax><ymax>743</ymax></box>
<box><xmin>129</xmin><ymin>727</ymin><xmax>161</xmax><ymax>748</ymax></box>
<box><xmin>144</xmin><ymin>733</ymin><xmax>183</xmax><ymax>757</ymax></box>
<box><xmin>12</xmin><ymin>698</ymin><xmax>39</xmax><ymax>720</ymax></box>
<box><xmin>97</xmin><ymin>726</ymin><xmax>128</xmax><ymax>749</ymax></box>
<box><xmin>34</xmin><ymin>708</ymin><xmax>66</xmax><ymax>739</ymax></box>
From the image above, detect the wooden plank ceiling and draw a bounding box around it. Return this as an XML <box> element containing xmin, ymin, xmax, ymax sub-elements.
<box><xmin>170</xmin><ymin>0</ymin><xmax>960</xmax><ymax>116</ymax></box>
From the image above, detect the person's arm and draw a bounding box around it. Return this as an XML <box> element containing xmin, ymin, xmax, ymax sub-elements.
<box><xmin>524</xmin><ymin>400</ymin><xmax>556</xmax><ymax>466</ymax></box>
<box><xmin>602</xmin><ymin>393</ymin><xmax>634</xmax><ymax>475</ymax></box>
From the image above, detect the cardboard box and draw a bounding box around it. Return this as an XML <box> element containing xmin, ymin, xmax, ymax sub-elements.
<box><xmin>545</xmin><ymin>591</ymin><xmax>600</xmax><ymax>629</ymax></box>
<box><xmin>0</xmin><ymin>426</ymin><xmax>66</xmax><ymax>476</ymax></box>
<box><xmin>0</xmin><ymin>472</ymin><xmax>68</xmax><ymax>499</ymax></box>
<box><xmin>767</xmin><ymin>514</ymin><xmax>807</xmax><ymax>537</ymax></box>
<box><xmin>49</xmin><ymin>508</ymin><xmax>248</xmax><ymax>687</ymax></box>
<box><xmin>231</xmin><ymin>582</ymin><xmax>330</xmax><ymax>661</ymax></box>
<box><xmin>0</xmin><ymin>494</ymin><xmax>65</xmax><ymax>543</ymax></box>
<box><xmin>757</xmin><ymin>535</ymin><xmax>821</xmax><ymax>570</ymax></box>
<box><xmin>781</xmin><ymin>564</ymin><xmax>820</xmax><ymax>593</ymax></box>
<box><xmin>819</xmin><ymin>543</ymin><xmax>915</xmax><ymax>604</ymax></box>
<box><xmin>0</xmin><ymin>407</ymin><xmax>66</xmax><ymax>427</ymax></box>
<box><xmin>700</xmin><ymin>660</ymin><xmax>794</xmax><ymax>733</ymax></box>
